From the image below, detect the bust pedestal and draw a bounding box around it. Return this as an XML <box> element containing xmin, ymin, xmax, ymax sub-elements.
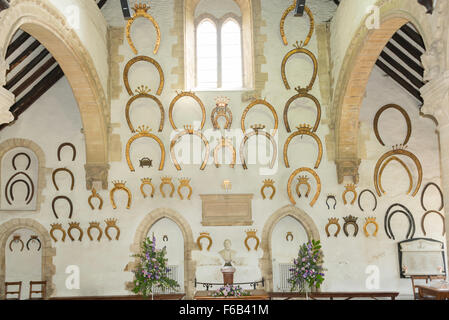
<box><xmin>221</xmin><ymin>266</ymin><xmax>236</xmax><ymax>285</ymax></box>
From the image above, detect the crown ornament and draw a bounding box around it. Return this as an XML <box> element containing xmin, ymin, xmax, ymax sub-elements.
<box><xmin>345</xmin><ymin>184</ymin><xmax>356</xmax><ymax>192</ymax></box>
<box><xmin>215</xmin><ymin>96</ymin><xmax>230</xmax><ymax>107</ymax></box>
<box><xmin>365</xmin><ymin>217</ymin><xmax>377</xmax><ymax>224</ymax></box>
<box><xmin>344</xmin><ymin>215</ymin><xmax>358</xmax><ymax>223</ymax></box>
<box><xmin>112</xmin><ymin>180</ymin><xmax>127</xmax><ymax>188</ymax></box>
<box><xmin>327</xmin><ymin>193</ymin><xmax>336</xmax><ymax>197</ymax></box>
<box><xmin>135</xmin><ymin>85</ymin><xmax>151</xmax><ymax>95</ymax></box>
<box><xmin>328</xmin><ymin>217</ymin><xmax>339</xmax><ymax>224</ymax></box>
<box><xmin>294</xmin><ymin>86</ymin><xmax>309</xmax><ymax>94</ymax></box>
<box><xmin>251</xmin><ymin>124</ymin><xmax>266</xmax><ymax>132</ymax></box>
<box><xmin>141</xmin><ymin>178</ymin><xmax>152</xmax><ymax>184</ymax></box>
<box><xmin>245</xmin><ymin>229</ymin><xmax>257</xmax><ymax>236</ymax></box>
<box><xmin>297</xmin><ymin>176</ymin><xmax>309</xmax><ymax>184</ymax></box>
<box><xmin>263</xmin><ymin>179</ymin><xmax>274</xmax><ymax>186</ymax></box>
<box><xmin>51</xmin><ymin>223</ymin><xmax>63</xmax><ymax>229</ymax></box>
<box><xmin>392</xmin><ymin>144</ymin><xmax>408</xmax><ymax>151</ymax></box>
<box><xmin>105</xmin><ymin>218</ymin><xmax>118</xmax><ymax>227</ymax></box>
<box><xmin>68</xmin><ymin>222</ymin><xmax>80</xmax><ymax>228</ymax></box>
<box><xmin>161</xmin><ymin>176</ymin><xmax>172</xmax><ymax>183</ymax></box>
<box><xmin>296</xmin><ymin>123</ymin><xmax>312</xmax><ymax>133</ymax></box>
<box><xmin>12</xmin><ymin>235</ymin><xmax>21</xmax><ymax>241</ymax></box>
<box><xmin>133</xmin><ymin>3</ymin><xmax>150</xmax><ymax>14</ymax></box>
<box><xmin>184</xmin><ymin>125</ymin><xmax>194</xmax><ymax>134</ymax></box>
<box><xmin>136</xmin><ymin>125</ymin><xmax>152</xmax><ymax>134</ymax></box>
<box><xmin>179</xmin><ymin>178</ymin><xmax>191</xmax><ymax>185</ymax></box>
<box><xmin>89</xmin><ymin>221</ymin><xmax>101</xmax><ymax>228</ymax></box>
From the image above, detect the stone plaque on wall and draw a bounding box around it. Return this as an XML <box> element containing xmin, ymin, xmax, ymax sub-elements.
<box><xmin>200</xmin><ymin>194</ymin><xmax>254</xmax><ymax>226</ymax></box>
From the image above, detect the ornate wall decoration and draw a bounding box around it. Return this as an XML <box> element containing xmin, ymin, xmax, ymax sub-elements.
<box><xmin>281</xmin><ymin>42</ymin><xmax>318</xmax><ymax>91</ymax></box>
<box><xmin>87</xmin><ymin>222</ymin><xmax>103</xmax><ymax>241</ymax></box>
<box><xmin>421</xmin><ymin>210</ymin><xmax>445</xmax><ymax>236</ymax></box>
<box><xmin>52</xmin><ymin>196</ymin><xmax>73</xmax><ymax>219</ymax></box>
<box><xmin>170</xmin><ymin>125</ymin><xmax>210</xmax><ymax>171</ymax></box>
<box><xmin>160</xmin><ymin>177</ymin><xmax>175</xmax><ymax>198</ymax></box>
<box><xmin>358</xmin><ymin>189</ymin><xmax>377</xmax><ymax>212</ymax></box>
<box><xmin>110</xmin><ymin>181</ymin><xmax>132</xmax><ymax>209</ymax></box>
<box><xmin>287</xmin><ymin>167</ymin><xmax>321</xmax><ymax>207</ymax></box>
<box><xmin>88</xmin><ymin>188</ymin><xmax>103</xmax><ymax>210</ymax></box>
<box><xmin>244</xmin><ymin>229</ymin><xmax>260</xmax><ymax>251</ymax></box>
<box><xmin>125</xmin><ymin>85</ymin><xmax>165</xmax><ymax>133</ymax></box>
<box><xmin>280</xmin><ymin>0</ymin><xmax>314</xmax><ymax>47</ymax></box>
<box><xmin>211</xmin><ymin>97</ymin><xmax>232</xmax><ymax>130</ymax></box>
<box><xmin>283</xmin><ymin>89</ymin><xmax>321</xmax><ymax>133</ymax></box>
<box><xmin>296</xmin><ymin>176</ymin><xmax>311</xmax><ymax>198</ymax></box>
<box><xmin>105</xmin><ymin>219</ymin><xmax>120</xmax><ymax>241</ymax></box>
<box><xmin>325</xmin><ymin>218</ymin><xmax>340</xmax><ymax>237</ymax></box>
<box><xmin>342</xmin><ymin>184</ymin><xmax>357</xmax><ymax>205</ymax></box>
<box><xmin>326</xmin><ymin>195</ymin><xmax>336</xmax><ymax>210</ymax></box>
<box><xmin>178</xmin><ymin>178</ymin><xmax>192</xmax><ymax>200</ymax></box>
<box><xmin>384</xmin><ymin>204</ymin><xmax>415</xmax><ymax>240</ymax></box>
<box><xmin>374</xmin><ymin>145</ymin><xmax>422</xmax><ymax>197</ymax></box>
<box><xmin>26</xmin><ymin>236</ymin><xmax>41</xmax><ymax>251</ymax></box>
<box><xmin>126</xmin><ymin>125</ymin><xmax>165</xmax><ymax>172</ymax></box>
<box><xmin>200</xmin><ymin>194</ymin><xmax>254</xmax><ymax>226</ymax></box>
<box><xmin>123</xmin><ymin>56</ymin><xmax>164</xmax><ymax>96</ymax></box>
<box><xmin>140</xmin><ymin>178</ymin><xmax>155</xmax><ymax>198</ymax></box>
<box><xmin>197</xmin><ymin>232</ymin><xmax>212</xmax><ymax>251</ymax></box>
<box><xmin>67</xmin><ymin>222</ymin><xmax>83</xmax><ymax>242</ymax></box>
<box><xmin>363</xmin><ymin>217</ymin><xmax>379</xmax><ymax>237</ymax></box>
<box><xmin>261</xmin><ymin>179</ymin><xmax>275</xmax><ymax>200</ymax></box>
<box><xmin>52</xmin><ymin>168</ymin><xmax>75</xmax><ymax>191</ymax></box>
<box><xmin>343</xmin><ymin>215</ymin><xmax>359</xmax><ymax>237</ymax></box>
<box><xmin>283</xmin><ymin>124</ymin><xmax>323</xmax><ymax>169</ymax></box>
<box><xmin>5</xmin><ymin>172</ymin><xmax>34</xmax><ymax>205</ymax></box>
<box><xmin>126</xmin><ymin>3</ymin><xmax>161</xmax><ymax>55</ymax></box>
<box><xmin>9</xmin><ymin>235</ymin><xmax>24</xmax><ymax>252</ymax></box>
<box><xmin>12</xmin><ymin>152</ymin><xmax>31</xmax><ymax>171</ymax></box>
<box><xmin>240</xmin><ymin>124</ymin><xmax>277</xmax><ymax>170</ymax></box>
<box><xmin>57</xmin><ymin>142</ymin><xmax>76</xmax><ymax>161</ymax></box>
<box><xmin>286</xmin><ymin>232</ymin><xmax>294</xmax><ymax>242</ymax></box>
<box><xmin>169</xmin><ymin>91</ymin><xmax>206</xmax><ymax>130</ymax></box>
<box><xmin>241</xmin><ymin>98</ymin><xmax>279</xmax><ymax>136</ymax></box>
<box><xmin>378</xmin><ymin>156</ymin><xmax>413</xmax><ymax>195</ymax></box>
<box><xmin>421</xmin><ymin>182</ymin><xmax>444</xmax><ymax>212</ymax></box>
<box><xmin>373</xmin><ymin>104</ymin><xmax>411</xmax><ymax>146</ymax></box>
<box><xmin>139</xmin><ymin>157</ymin><xmax>153</xmax><ymax>168</ymax></box>
<box><xmin>213</xmin><ymin>137</ymin><xmax>236</xmax><ymax>168</ymax></box>
<box><xmin>50</xmin><ymin>223</ymin><xmax>66</xmax><ymax>242</ymax></box>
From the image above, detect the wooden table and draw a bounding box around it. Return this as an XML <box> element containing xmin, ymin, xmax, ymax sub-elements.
<box><xmin>269</xmin><ymin>291</ymin><xmax>399</xmax><ymax>300</ymax></box>
<box><xmin>194</xmin><ymin>290</ymin><xmax>269</xmax><ymax>300</ymax></box>
<box><xmin>416</xmin><ymin>285</ymin><xmax>449</xmax><ymax>300</ymax></box>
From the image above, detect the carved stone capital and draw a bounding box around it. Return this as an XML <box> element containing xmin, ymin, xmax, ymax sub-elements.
<box><xmin>335</xmin><ymin>158</ymin><xmax>361</xmax><ymax>184</ymax></box>
<box><xmin>0</xmin><ymin>51</ymin><xmax>8</xmax><ymax>87</ymax></box>
<box><xmin>0</xmin><ymin>87</ymin><xmax>14</xmax><ymax>125</ymax></box>
<box><xmin>84</xmin><ymin>163</ymin><xmax>110</xmax><ymax>190</ymax></box>
<box><xmin>421</xmin><ymin>71</ymin><xmax>449</xmax><ymax>128</ymax></box>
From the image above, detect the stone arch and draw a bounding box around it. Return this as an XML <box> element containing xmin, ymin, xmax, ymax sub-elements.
<box><xmin>127</xmin><ymin>208</ymin><xmax>195</xmax><ymax>299</ymax></box>
<box><xmin>333</xmin><ymin>0</ymin><xmax>432</xmax><ymax>183</ymax></box>
<box><xmin>0</xmin><ymin>138</ymin><xmax>47</xmax><ymax>212</ymax></box>
<box><xmin>0</xmin><ymin>0</ymin><xmax>109</xmax><ymax>189</ymax></box>
<box><xmin>260</xmin><ymin>205</ymin><xmax>320</xmax><ymax>292</ymax></box>
<box><xmin>0</xmin><ymin>218</ymin><xmax>56</xmax><ymax>299</ymax></box>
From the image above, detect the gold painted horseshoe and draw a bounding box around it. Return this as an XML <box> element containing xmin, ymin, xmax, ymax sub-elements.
<box><xmin>244</xmin><ymin>230</ymin><xmax>260</xmax><ymax>251</ymax></box>
<box><xmin>421</xmin><ymin>210</ymin><xmax>445</xmax><ymax>236</ymax></box>
<box><xmin>240</xmin><ymin>125</ymin><xmax>278</xmax><ymax>170</ymax></box>
<box><xmin>261</xmin><ymin>179</ymin><xmax>276</xmax><ymax>200</ymax></box>
<box><xmin>280</xmin><ymin>1</ymin><xmax>314</xmax><ymax>47</ymax></box>
<box><xmin>169</xmin><ymin>91</ymin><xmax>206</xmax><ymax>130</ymax></box>
<box><xmin>125</xmin><ymin>86</ymin><xmax>165</xmax><ymax>133</ymax></box>
<box><xmin>140</xmin><ymin>178</ymin><xmax>155</xmax><ymax>198</ymax></box>
<box><xmin>52</xmin><ymin>168</ymin><xmax>75</xmax><ymax>191</ymax></box>
<box><xmin>126</xmin><ymin>3</ymin><xmax>161</xmax><ymax>55</ymax></box>
<box><xmin>287</xmin><ymin>167</ymin><xmax>321</xmax><ymax>207</ymax></box>
<box><xmin>373</xmin><ymin>104</ymin><xmax>411</xmax><ymax>147</ymax></box>
<box><xmin>67</xmin><ymin>222</ymin><xmax>83</xmax><ymax>242</ymax></box>
<box><xmin>363</xmin><ymin>217</ymin><xmax>379</xmax><ymax>237</ymax></box>
<box><xmin>88</xmin><ymin>188</ymin><xmax>103</xmax><ymax>210</ymax></box>
<box><xmin>170</xmin><ymin>126</ymin><xmax>210</xmax><ymax>171</ymax></box>
<box><xmin>178</xmin><ymin>178</ymin><xmax>192</xmax><ymax>200</ymax></box>
<box><xmin>123</xmin><ymin>56</ymin><xmax>164</xmax><ymax>96</ymax></box>
<box><xmin>281</xmin><ymin>43</ymin><xmax>318</xmax><ymax>91</ymax></box>
<box><xmin>50</xmin><ymin>223</ymin><xmax>66</xmax><ymax>242</ymax></box>
<box><xmin>374</xmin><ymin>146</ymin><xmax>422</xmax><ymax>197</ymax></box>
<box><xmin>110</xmin><ymin>181</ymin><xmax>132</xmax><ymax>209</ymax></box>
<box><xmin>87</xmin><ymin>222</ymin><xmax>103</xmax><ymax>241</ymax></box>
<box><xmin>160</xmin><ymin>177</ymin><xmax>175</xmax><ymax>198</ymax></box>
<box><xmin>105</xmin><ymin>219</ymin><xmax>120</xmax><ymax>241</ymax></box>
<box><xmin>213</xmin><ymin>137</ymin><xmax>236</xmax><ymax>168</ymax></box>
<box><xmin>284</xmin><ymin>124</ymin><xmax>323</xmax><ymax>169</ymax></box>
<box><xmin>295</xmin><ymin>176</ymin><xmax>311</xmax><ymax>198</ymax></box>
<box><xmin>197</xmin><ymin>232</ymin><xmax>212</xmax><ymax>251</ymax></box>
<box><xmin>342</xmin><ymin>184</ymin><xmax>357</xmax><ymax>205</ymax></box>
<box><xmin>126</xmin><ymin>125</ymin><xmax>165</xmax><ymax>172</ymax></box>
<box><xmin>284</xmin><ymin>90</ymin><xmax>321</xmax><ymax>133</ymax></box>
<box><xmin>325</xmin><ymin>218</ymin><xmax>340</xmax><ymax>237</ymax></box>
<box><xmin>378</xmin><ymin>156</ymin><xmax>413</xmax><ymax>195</ymax></box>
<box><xmin>241</xmin><ymin>99</ymin><xmax>279</xmax><ymax>136</ymax></box>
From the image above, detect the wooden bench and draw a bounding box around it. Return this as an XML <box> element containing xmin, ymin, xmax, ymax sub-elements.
<box><xmin>269</xmin><ymin>291</ymin><xmax>399</xmax><ymax>300</ymax></box>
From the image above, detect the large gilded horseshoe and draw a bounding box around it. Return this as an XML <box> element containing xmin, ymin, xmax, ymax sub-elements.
<box><xmin>373</xmin><ymin>104</ymin><xmax>411</xmax><ymax>146</ymax></box>
<box><xmin>374</xmin><ymin>147</ymin><xmax>422</xmax><ymax>197</ymax></box>
<box><xmin>110</xmin><ymin>182</ymin><xmax>132</xmax><ymax>209</ymax></box>
<box><xmin>281</xmin><ymin>45</ymin><xmax>318</xmax><ymax>91</ymax></box>
<box><xmin>52</xmin><ymin>168</ymin><xmax>75</xmax><ymax>191</ymax></box>
<box><xmin>213</xmin><ymin>137</ymin><xmax>236</xmax><ymax>168</ymax></box>
<box><xmin>378</xmin><ymin>156</ymin><xmax>413</xmax><ymax>195</ymax></box>
<box><xmin>284</xmin><ymin>124</ymin><xmax>322</xmax><ymax>169</ymax></box>
<box><xmin>284</xmin><ymin>91</ymin><xmax>321</xmax><ymax>133</ymax></box>
<box><xmin>240</xmin><ymin>129</ymin><xmax>278</xmax><ymax>170</ymax></box>
<box><xmin>244</xmin><ymin>231</ymin><xmax>260</xmax><ymax>251</ymax></box>
<box><xmin>241</xmin><ymin>99</ymin><xmax>279</xmax><ymax>136</ymax></box>
<box><xmin>421</xmin><ymin>210</ymin><xmax>445</xmax><ymax>236</ymax></box>
<box><xmin>170</xmin><ymin>127</ymin><xmax>210</xmax><ymax>171</ymax></box>
<box><xmin>287</xmin><ymin>167</ymin><xmax>321</xmax><ymax>207</ymax></box>
<box><xmin>169</xmin><ymin>91</ymin><xmax>206</xmax><ymax>130</ymax></box>
<box><xmin>126</xmin><ymin>126</ymin><xmax>165</xmax><ymax>172</ymax></box>
<box><xmin>421</xmin><ymin>182</ymin><xmax>444</xmax><ymax>212</ymax></box>
<box><xmin>280</xmin><ymin>1</ymin><xmax>314</xmax><ymax>47</ymax></box>
<box><xmin>125</xmin><ymin>88</ymin><xmax>165</xmax><ymax>133</ymax></box>
<box><xmin>123</xmin><ymin>56</ymin><xmax>164</xmax><ymax>96</ymax></box>
<box><xmin>126</xmin><ymin>3</ymin><xmax>161</xmax><ymax>55</ymax></box>
<box><xmin>197</xmin><ymin>232</ymin><xmax>213</xmax><ymax>251</ymax></box>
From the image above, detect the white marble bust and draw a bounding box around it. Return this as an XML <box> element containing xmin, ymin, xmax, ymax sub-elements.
<box><xmin>218</xmin><ymin>239</ymin><xmax>237</xmax><ymax>266</ymax></box>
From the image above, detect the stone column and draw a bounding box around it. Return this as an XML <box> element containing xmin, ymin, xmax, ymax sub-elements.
<box><xmin>0</xmin><ymin>56</ymin><xmax>14</xmax><ymax>125</ymax></box>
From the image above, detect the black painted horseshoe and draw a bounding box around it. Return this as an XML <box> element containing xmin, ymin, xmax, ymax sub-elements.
<box><xmin>386</xmin><ymin>210</ymin><xmax>415</xmax><ymax>240</ymax></box>
<box><xmin>5</xmin><ymin>172</ymin><xmax>34</xmax><ymax>205</ymax></box>
<box><xmin>326</xmin><ymin>195</ymin><xmax>336</xmax><ymax>210</ymax></box>
<box><xmin>358</xmin><ymin>189</ymin><xmax>377</xmax><ymax>212</ymax></box>
<box><xmin>421</xmin><ymin>182</ymin><xmax>444</xmax><ymax>212</ymax></box>
<box><xmin>12</xmin><ymin>152</ymin><xmax>31</xmax><ymax>171</ymax></box>
<box><xmin>57</xmin><ymin>142</ymin><xmax>76</xmax><ymax>161</ymax></box>
<box><xmin>26</xmin><ymin>236</ymin><xmax>42</xmax><ymax>251</ymax></box>
<box><xmin>9</xmin><ymin>179</ymin><xmax>31</xmax><ymax>204</ymax></box>
<box><xmin>52</xmin><ymin>196</ymin><xmax>73</xmax><ymax>219</ymax></box>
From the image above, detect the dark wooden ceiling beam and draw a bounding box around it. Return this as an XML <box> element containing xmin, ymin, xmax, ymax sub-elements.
<box><xmin>385</xmin><ymin>42</ymin><xmax>424</xmax><ymax>75</ymax></box>
<box><xmin>391</xmin><ymin>33</ymin><xmax>423</xmax><ymax>60</ymax></box>
<box><xmin>379</xmin><ymin>51</ymin><xmax>424</xmax><ymax>89</ymax></box>
<box><xmin>400</xmin><ymin>24</ymin><xmax>425</xmax><ymax>49</ymax></box>
<box><xmin>7</xmin><ymin>40</ymin><xmax>41</xmax><ymax>74</ymax></box>
<box><xmin>12</xmin><ymin>57</ymin><xmax>56</xmax><ymax>96</ymax></box>
<box><xmin>5</xmin><ymin>32</ymin><xmax>31</xmax><ymax>59</ymax></box>
<box><xmin>120</xmin><ymin>0</ymin><xmax>131</xmax><ymax>19</ymax></box>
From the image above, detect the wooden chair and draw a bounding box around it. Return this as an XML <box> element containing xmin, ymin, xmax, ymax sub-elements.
<box><xmin>411</xmin><ymin>275</ymin><xmax>446</xmax><ymax>300</ymax></box>
<box><xmin>4</xmin><ymin>281</ymin><xmax>22</xmax><ymax>300</ymax></box>
<box><xmin>29</xmin><ymin>281</ymin><xmax>46</xmax><ymax>300</ymax></box>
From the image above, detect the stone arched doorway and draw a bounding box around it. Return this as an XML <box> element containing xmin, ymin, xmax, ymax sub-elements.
<box><xmin>126</xmin><ymin>208</ymin><xmax>195</xmax><ymax>299</ymax></box>
<box><xmin>0</xmin><ymin>0</ymin><xmax>109</xmax><ymax>189</ymax></box>
<box><xmin>0</xmin><ymin>218</ymin><xmax>55</xmax><ymax>299</ymax></box>
<box><xmin>260</xmin><ymin>205</ymin><xmax>320</xmax><ymax>293</ymax></box>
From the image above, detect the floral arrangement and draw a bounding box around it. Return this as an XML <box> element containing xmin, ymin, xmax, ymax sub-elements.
<box><xmin>288</xmin><ymin>239</ymin><xmax>325</xmax><ymax>292</ymax></box>
<box><xmin>132</xmin><ymin>236</ymin><xmax>179</xmax><ymax>297</ymax></box>
<box><xmin>212</xmin><ymin>285</ymin><xmax>251</xmax><ymax>297</ymax></box>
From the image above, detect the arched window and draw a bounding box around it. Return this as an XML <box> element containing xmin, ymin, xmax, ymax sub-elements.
<box><xmin>221</xmin><ymin>19</ymin><xmax>242</xmax><ymax>88</ymax></box>
<box><xmin>196</xmin><ymin>19</ymin><xmax>218</xmax><ymax>88</ymax></box>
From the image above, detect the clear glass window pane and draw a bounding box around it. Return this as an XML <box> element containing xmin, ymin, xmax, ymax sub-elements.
<box><xmin>221</xmin><ymin>19</ymin><xmax>242</xmax><ymax>88</ymax></box>
<box><xmin>197</xmin><ymin>20</ymin><xmax>218</xmax><ymax>88</ymax></box>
